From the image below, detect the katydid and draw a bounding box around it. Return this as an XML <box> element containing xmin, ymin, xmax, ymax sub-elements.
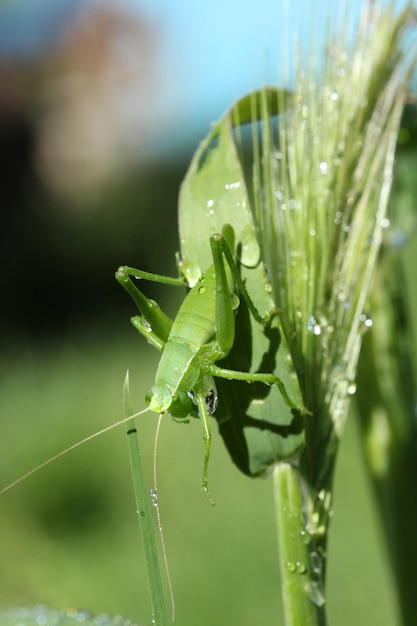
<box><xmin>116</xmin><ymin>224</ymin><xmax>302</xmax><ymax>501</ymax></box>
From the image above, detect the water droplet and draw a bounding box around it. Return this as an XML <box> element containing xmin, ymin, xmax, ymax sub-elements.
<box><xmin>310</xmin><ymin>551</ymin><xmax>323</xmax><ymax>575</ymax></box>
<box><xmin>359</xmin><ymin>313</ymin><xmax>373</xmax><ymax>332</ymax></box>
<box><xmin>231</xmin><ymin>293</ymin><xmax>240</xmax><ymax>309</ymax></box>
<box><xmin>307</xmin><ymin>317</ymin><xmax>321</xmax><ymax>336</ymax></box>
<box><xmin>288</xmin><ymin>198</ymin><xmax>301</xmax><ymax>209</ymax></box>
<box><xmin>347</xmin><ymin>382</ymin><xmax>357</xmax><ymax>395</ymax></box>
<box><xmin>198</xmin><ymin>286</ymin><xmax>207</xmax><ymax>295</ymax></box>
<box><xmin>225</xmin><ymin>181</ymin><xmax>241</xmax><ymax>190</ymax></box>
<box><xmin>286</xmin><ymin>561</ymin><xmax>296</xmax><ymax>573</ymax></box>
<box><xmin>149</xmin><ymin>489</ymin><xmax>158</xmax><ymax>507</ymax></box>
<box><xmin>319</xmin><ymin>162</ymin><xmax>328</xmax><ymax>175</ymax></box>
<box><xmin>304</xmin><ymin>580</ymin><xmax>325</xmax><ymax>606</ymax></box>
<box><xmin>336</xmin><ymin>284</ymin><xmax>347</xmax><ymax>303</ymax></box>
<box><xmin>141</xmin><ymin>317</ymin><xmax>151</xmax><ymax>331</ymax></box>
<box><xmin>300</xmin><ymin>529</ymin><xmax>310</xmax><ymax>545</ymax></box>
<box><xmin>381</xmin><ymin>217</ymin><xmax>390</xmax><ymax>228</ymax></box>
<box><xmin>207</xmin><ymin>199</ymin><xmax>214</xmax><ymax>208</ymax></box>
<box><xmin>334</xmin><ymin>210</ymin><xmax>343</xmax><ymax>225</ymax></box>
<box><xmin>296</xmin><ymin>561</ymin><xmax>306</xmax><ymax>574</ymax></box>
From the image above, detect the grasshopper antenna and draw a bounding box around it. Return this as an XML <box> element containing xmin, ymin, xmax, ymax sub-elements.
<box><xmin>0</xmin><ymin>408</ymin><xmax>150</xmax><ymax>496</ymax></box>
<box><xmin>152</xmin><ymin>413</ymin><xmax>175</xmax><ymax>623</ymax></box>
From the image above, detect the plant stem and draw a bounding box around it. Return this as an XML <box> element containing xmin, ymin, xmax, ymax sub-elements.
<box><xmin>123</xmin><ymin>373</ymin><xmax>169</xmax><ymax>626</ymax></box>
<box><xmin>273</xmin><ymin>464</ymin><xmax>326</xmax><ymax>626</ymax></box>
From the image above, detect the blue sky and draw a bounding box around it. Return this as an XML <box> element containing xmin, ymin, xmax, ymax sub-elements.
<box><xmin>0</xmin><ymin>0</ymin><xmax>415</xmax><ymax>157</ymax></box>
<box><xmin>132</xmin><ymin>0</ymin><xmax>417</xmax><ymax>157</ymax></box>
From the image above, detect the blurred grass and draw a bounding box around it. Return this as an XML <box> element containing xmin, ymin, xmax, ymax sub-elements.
<box><xmin>0</xmin><ymin>320</ymin><xmax>398</xmax><ymax>625</ymax></box>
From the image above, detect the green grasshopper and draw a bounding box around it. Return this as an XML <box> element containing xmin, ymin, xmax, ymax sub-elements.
<box><xmin>116</xmin><ymin>224</ymin><xmax>302</xmax><ymax>502</ymax></box>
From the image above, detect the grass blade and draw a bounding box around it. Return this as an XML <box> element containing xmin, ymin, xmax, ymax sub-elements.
<box><xmin>123</xmin><ymin>372</ymin><xmax>169</xmax><ymax>626</ymax></box>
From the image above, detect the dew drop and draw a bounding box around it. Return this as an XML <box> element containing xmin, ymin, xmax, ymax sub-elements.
<box><xmin>334</xmin><ymin>210</ymin><xmax>343</xmax><ymax>225</ymax></box>
<box><xmin>141</xmin><ymin>317</ymin><xmax>151</xmax><ymax>331</ymax></box>
<box><xmin>307</xmin><ymin>316</ymin><xmax>321</xmax><ymax>336</ymax></box>
<box><xmin>286</xmin><ymin>561</ymin><xmax>296</xmax><ymax>573</ymax></box>
<box><xmin>347</xmin><ymin>382</ymin><xmax>357</xmax><ymax>395</ymax></box>
<box><xmin>149</xmin><ymin>489</ymin><xmax>158</xmax><ymax>507</ymax></box>
<box><xmin>207</xmin><ymin>199</ymin><xmax>214</xmax><ymax>208</ymax></box>
<box><xmin>319</xmin><ymin>162</ymin><xmax>328</xmax><ymax>175</ymax></box>
<box><xmin>381</xmin><ymin>217</ymin><xmax>390</xmax><ymax>228</ymax></box>
<box><xmin>304</xmin><ymin>581</ymin><xmax>325</xmax><ymax>607</ymax></box>
<box><xmin>359</xmin><ymin>313</ymin><xmax>373</xmax><ymax>332</ymax></box>
<box><xmin>296</xmin><ymin>561</ymin><xmax>306</xmax><ymax>574</ymax></box>
<box><xmin>198</xmin><ymin>286</ymin><xmax>207</xmax><ymax>295</ymax></box>
<box><xmin>336</xmin><ymin>284</ymin><xmax>346</xmax><ymax>303</ymax></box>
<box><xmin>225</xmin><ymin>181</ymin><xmax>241</xmax><ymax>190</ymax></box>
<box><xmin>310</xmin><ymin>551</ymin><xmax>323</xmax><ymax>575</ymax></box>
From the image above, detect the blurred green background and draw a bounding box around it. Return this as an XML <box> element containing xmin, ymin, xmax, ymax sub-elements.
<box><xmin>0</xmin><ymin>2</ymin><xmax>416</xmax><ymax>625</ymax></box>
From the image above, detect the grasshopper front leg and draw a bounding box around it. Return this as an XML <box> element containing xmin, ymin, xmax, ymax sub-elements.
<box><xmin>116</xmin><ymin>265</ymin><xmax>184</xmax><ymax>346</ymax></box>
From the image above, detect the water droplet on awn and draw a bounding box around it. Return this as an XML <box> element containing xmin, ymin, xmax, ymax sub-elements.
<box><xmin>304</xmin><ymin>581</ymin><xmax>325</xmax><ymax>607</ymax></box>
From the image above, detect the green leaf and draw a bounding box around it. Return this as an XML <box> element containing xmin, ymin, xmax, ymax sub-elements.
<box><xmin>179</xmin><ymin>90</ymin><xmax>305</xmax><ymax>476</ymax></box>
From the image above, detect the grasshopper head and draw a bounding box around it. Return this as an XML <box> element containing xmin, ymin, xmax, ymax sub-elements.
<box><xmin>146</xmin><ymin>383</ymin><xmax>172</xmax><ymax>413</ymax></box>
<box><xmin>145</xmin><ymin>383</ymin><xmax>194</xmax><ymax>418</ymax></box>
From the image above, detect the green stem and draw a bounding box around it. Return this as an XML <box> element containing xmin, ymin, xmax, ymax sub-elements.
<box><xmin>273</xmin><ymin>464</ymin><xmax>326</xmax><ymax>626</ymax></box>
<box><xmin>123</xmin><ymin>373</ymin><xmax>169</xmax><ymax>626</ymax></box>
